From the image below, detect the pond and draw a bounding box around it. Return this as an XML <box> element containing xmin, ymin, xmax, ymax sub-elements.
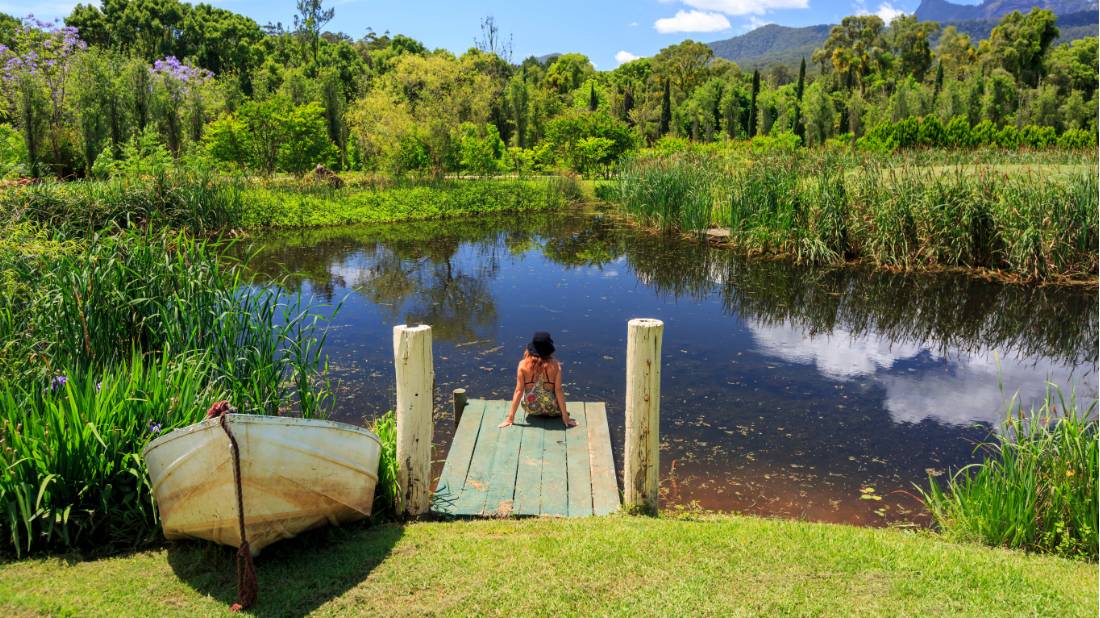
<box><xmin>241</xmin><ymin>212</ymin><xmax>1098</xmax><ymax>526</ymax></box>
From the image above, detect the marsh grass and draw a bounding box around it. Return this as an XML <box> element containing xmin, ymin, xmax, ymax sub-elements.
<box><xmin>615</xmin><ymin>151</ymin><xmax>1098</xmax><ymax>280</ymax></box>
<box><xmin>1</xmin><ymin>170</ymin><xmax>244</xmax><ymax>236</ymax></box>
<box><xmin>920</xmin><ymin>388</ymin><xmax>1098</xmax><ymax>560</ymax></box>
<box><xmin>240</xmin><ymin>176</ymin><xmax>583</xmax><ymax>228</ymax></box>
<box><xmin>368</xmin><ymin>411</ymin><xmax>399</xmax><ymax>519</ymax></box>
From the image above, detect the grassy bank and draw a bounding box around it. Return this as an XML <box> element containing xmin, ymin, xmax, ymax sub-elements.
<box><xmin>614</xmin><ymin>151</ymin><xmax>1098</xmax><ymax>282</ymax></box>
<box><xmin>0</xmin><ymin>172</ymin><xmax>584</xmax><ymax>235</ymax></box>
<box><xmin>0</xmin><ymin>515</ymin><xmax>1094</xmax><ymax>616</ymax></box>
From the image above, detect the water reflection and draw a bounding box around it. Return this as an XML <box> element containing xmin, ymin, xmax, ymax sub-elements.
<box><xmin>236</xmin><ymin>213</ymin><xmax>1097</xmax><ymax>526</ymax></box>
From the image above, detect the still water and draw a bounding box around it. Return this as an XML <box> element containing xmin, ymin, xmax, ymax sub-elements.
<box><xmin>242</xmin><ymin>212</ymin><xmax>1097</xmax><ymax>526</ymax></box>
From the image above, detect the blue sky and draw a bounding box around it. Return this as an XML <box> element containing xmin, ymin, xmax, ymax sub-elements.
<box><xmin>23</xmin><ymin>0</ymin><xmax>981</xmax><ymax>69</ymax></box>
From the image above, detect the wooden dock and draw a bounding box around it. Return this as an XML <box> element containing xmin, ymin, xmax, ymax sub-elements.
<box><xmin>432</xmin><ymin>399</ymin><xmax>620</xmax><ymax>517</ymax></box>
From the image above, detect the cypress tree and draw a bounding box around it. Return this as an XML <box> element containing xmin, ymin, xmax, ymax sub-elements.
<box><xmin>794</xmin><ymin>57</ymin><xmax>806</xmax><ymax>142</ymax></box>
<box><xmin>588</xmin><ymin>81</ymin><xmax>598</xmax><ymax>111</ymax></box>
<box><xmin>934</xmin><ymin>61</ymin><xmax>944</xmax><ymax>98</ymax></box>
<box><xmin>659</xmin><ymin>79</ymin><xmax>671</xmax><ymax>136</ymax></box>
<box><xmin>748</xmin><ymin>70</ymin><xmax>760</xmax><ymax>137</ymax></box>
<box><xmin>622</xmin><ymin>86</ymin><xmax>634</xmax><ymax>125</ymax></box>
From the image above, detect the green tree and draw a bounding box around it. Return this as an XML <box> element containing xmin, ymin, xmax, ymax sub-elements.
<box><xmin>813</xmin><ymin>15</ymin><xmax>886</xmax><ymax>91</ymax></box>
<box><xmin>1046</xmin><ymin>36</ymin><xmax>1098</xmax><ymax>98</ymax></box>
<box><xmin>980</xmin><ymin>9</ymin><xmax>1058</xmax><ymax>88</ymax></box>
<box><xmin>793</xmin><ymin>57</ymin><xmax>806</xmax><ymax>141</ymax></box>
<box><xmin>981</xmin><ymin>69</ymin><xmax>1016</xmax><ymax>126</ymax></box>
<box><xmin>294</xmin><ymin>0</ymin><xmax>334</xmax><ymax>64</ymax></box>
<box><xmin>651</xmin><ymin>39</ymin><xmax>713</xmax><ymax>100</ymax></box>
<box><xmin>802</xmin><ymin>82</ymin><xmax>834</xmax><ymax>145</ymax></box>
<box><xmin>748</xmin><ymin>70</ymin><xmax>760</xmax><ymax>136</ymax></box>
<box><xmin>659</xmin><ymin>79</ymin><xmax>671</xmax><ymax>136</ymax></box>
<box><xmin>883</xmin><ymin>15</ymin><xmax>939</xmax><ymax>81</ymax></box>
<box><xmin>935</xmin><ymin>26</ymin><xmax>974</xmax><ymax>78</ymax></box>
<box><xmin>1058</xmin><ymin>90</ymin><xmax>1092</xmax><ymax>131</ymax></box>
<box><xmin>545</xmin><ymin>53</ymin><xmax>593</xmax><ymax>94</ymax></box>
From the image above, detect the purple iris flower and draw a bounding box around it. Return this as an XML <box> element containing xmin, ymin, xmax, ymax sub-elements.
<box><xmin>50</xmin><ymin>375</ymin><xmax>67</xmax><ymax>393</ymax></box>
<box><xmin>148</xmin><ymin>422</ymin><xmax>162</xmax><ymax>435</ymax></box>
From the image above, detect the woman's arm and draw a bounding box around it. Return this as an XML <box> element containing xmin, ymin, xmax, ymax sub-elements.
<box><xmin>554</xmin><ymin>361</ymin><xmax>576</xmax><ymax>427</ymax></box>
<box><xmin>499</xmin><ymin>365</ymin><xmax>524</xmax><ymax>428</ymax></box>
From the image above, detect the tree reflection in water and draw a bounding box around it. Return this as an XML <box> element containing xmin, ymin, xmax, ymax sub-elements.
<box><xmin>236</xmin><ymin>212</ymin><xmax>1095</xmax><ymax>365</ymax></box>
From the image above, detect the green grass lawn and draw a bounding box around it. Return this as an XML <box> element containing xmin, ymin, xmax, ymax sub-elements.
<box><xmin>0</xmin><ymin>515</ymin><xmax>1094</xmax><ymax>617</ymax></box>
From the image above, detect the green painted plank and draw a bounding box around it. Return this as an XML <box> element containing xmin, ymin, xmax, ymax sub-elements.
<box><xmin>483</xmin><ymin>401</ymin><xmax>524</xmax><ymax>516</ymax></box>
<box><xmin>432</xmin><ymin>399</ymin><xmax>487</xmax><ymax>515</ymax></box>
<box><xmin>565</xmin><ymin>402</ymin><xmax>593</xmax><ymax>517</ymax></box>
<box><xmin>539</xmin><ymin>415</ymin><xmax>569</xmax><ymax>517</ymax></box>
<box><xmin>586</xmin><ymin>402</ymin><xmax>620</xmax><ymax>515</ymax></box>
<box><xmin>452</xmin><ymin>401</ymin><xmax>505</xmax><ymax>515</ymax></box>
<box><xmin>512</xmin><ymin>415</ymin><xmax>545</xmax><ymax>516</ymax></box>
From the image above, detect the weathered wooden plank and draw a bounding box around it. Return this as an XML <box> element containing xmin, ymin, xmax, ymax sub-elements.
<box><xmin>432</xmin><ymin>399</ymin><xmax>487</xmax><ymax>515</ymax></box>
<box><xmin>451</xmin><ymin>400</ymin><xmax>503</xmax><ymax>515</ymax></box>
<box><xmin>586</xmin><ymin>402</ymin><xmax>620</xmax><ymax>515</ymax></box>
<box><xmin>483</xmin><ymin>401</ymin><xmax>524</xmax><ymax>516</ymax></box>
<box><xmin>512</xmin><ymin>416</ymin><xmax>545</xmax><ymax>516</ymax></box>
<box><xmin>539</xmin><ymin>415</ymin><xmax>569</xmax><ymax>517</ymax></box>
<box><xmin>565</xmin><ymin>402</ymin><xmax>593</xmax><ymax>517</ymax></box>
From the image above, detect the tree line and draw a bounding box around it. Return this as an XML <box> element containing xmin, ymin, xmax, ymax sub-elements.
<box><xmin>0</xmin><ymin>2</ymin><xmax>1095</xmax><ymax>179</ymax></box>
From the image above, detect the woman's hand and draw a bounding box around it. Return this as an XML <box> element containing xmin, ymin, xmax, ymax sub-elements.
<box><xmin>498</xmin><ymin>417</ymin><xmax>514</xmax><ymax>428</ymax></box>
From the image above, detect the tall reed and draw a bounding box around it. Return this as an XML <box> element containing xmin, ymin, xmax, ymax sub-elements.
<box><xmin>368</xmin><ymin>411</ymin><xmax>400</xmax><ymax>519</ymax></box>
<box><xmin>920</xmin><ymin>388</ymin><xmax>1098</xmax><ymax>560</ymax></box>
<box><xmin>613</xmin><ymin>150</ymin><xmax>1098</xmax><ymax>281</ymax></box>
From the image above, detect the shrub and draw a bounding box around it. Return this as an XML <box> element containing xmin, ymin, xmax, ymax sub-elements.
<box><xmin>894</xmin><ymin>117</ymin><xmax>920</xmax><ymax>147</ymax></box>
<box><xmin>918</xmin><ymin>116</ymin><xmax>946</xmax><ymax>147</ymax></box>
<box><xmin>995</xmin><ymin>125</ymin><xmax>1020</xmax><ymax>149</ymax></box>
<box><xmin>1019</xmin><ymin>125</ymin><xmax>1057</xmax><ymax>149</ymax></box>
<box><xmin>971</xmin><ymin>120</ymin><xmax>997</xmax><ymax>146</ymax></box>
<box><xmin>944</xmin><ymin>115</ymin><xmax>973</xmax><ymax>148</ymax></box>
<box><xmin>1057</xmin><ymin>128</ymin><xmax>1094</xmax><ymax>149</ymax></box>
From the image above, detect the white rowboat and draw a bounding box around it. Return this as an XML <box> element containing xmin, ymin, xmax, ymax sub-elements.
<box><xmin>143</xmin><ymin>414</ymin><xmax>381</xmax><ymax>554</ymax></box>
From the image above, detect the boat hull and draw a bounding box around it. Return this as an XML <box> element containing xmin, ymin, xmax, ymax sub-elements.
<box><xmin>143</xmin><ymin>414</ymin><xmax>381</xmax><ymax>553</ymax></box>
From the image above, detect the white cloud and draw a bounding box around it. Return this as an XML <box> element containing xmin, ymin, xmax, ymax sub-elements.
<box><xmin>875</xmin><ymin>2</ymin><xmax>906</xmax><ymax>22</ymax></box>
<box><xmin>681</xmin><ymin>0</ymin><xmax>809</xmax><ymax>16</ymax></box>
<box><xmin>746</xmin><ymin>319</ymin><xmax>1097</xmax><ymax>426</ymax></box>
<box><xmin>654</xmin><ymin>10</ymin><xmax>732</xmax><ymax>34</ymax></box>
<box><xmin>742</xmin><ymin>15</ymin><xmax>773</xmax><ymax>32</ymax></box>
<box><xmin>854</xmin><ymin>1</ymin><xmax>907</xmax><ymax>23</ymax></box>
<box><xmin>615</xmin><ymin>50</ymin><xmax>641</xmax><ymax>65</ymax></box>
<box><xmin>628</xmin><ymin>21</ymin><xmax>639</xmax><ymax>27</ymax></box>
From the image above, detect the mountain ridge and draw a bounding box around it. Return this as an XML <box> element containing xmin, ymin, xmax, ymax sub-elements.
<box><xmin>707</xmin><ymin>2</ymin><xmax>1097</xmax><ymax>70</ymax></box>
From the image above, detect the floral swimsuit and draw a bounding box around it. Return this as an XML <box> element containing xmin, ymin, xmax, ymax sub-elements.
<box><xmin>521</xmin><ymin>366</ymin><xmax>561</xmax><ymax>417</ymax></box>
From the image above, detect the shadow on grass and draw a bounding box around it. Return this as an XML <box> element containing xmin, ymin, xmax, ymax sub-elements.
<box><xmin>166</xmin><ymin>521</ymin><xmax>404</xmax><ymax>617</ymax></box>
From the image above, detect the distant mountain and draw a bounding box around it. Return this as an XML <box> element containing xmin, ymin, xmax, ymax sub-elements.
<box><xmin>709</xmin><ymin>2</ymin><xmax>1097</xmax><ymax>72</ymax></box>
<box><xmin>936</xmin><ymin>10</ymin><xmax>1098</xmax><ymax>44</ymax></box>
<box><xmin>914</xmin><ymin>0</ymin><xmax>1097</xmax><ymax>22</ymax></box>
<box><xmin>708</xmin><ymin>24</ymin><xmax>831</xmax><ymax>70</ymax></box>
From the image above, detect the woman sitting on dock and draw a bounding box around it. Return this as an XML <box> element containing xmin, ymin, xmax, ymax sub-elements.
<box><xmin>499</xmin><ymin>331</ymin><xmax>576</xmax><ymax>428</ymax></box>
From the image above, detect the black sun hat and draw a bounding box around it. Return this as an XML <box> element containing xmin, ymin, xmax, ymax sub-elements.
<box><xmin>527</xmin><ymin>331</ymin><xmax>555</xmax><ymax>358</ymax></box>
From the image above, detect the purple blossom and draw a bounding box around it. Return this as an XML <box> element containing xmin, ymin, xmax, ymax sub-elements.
<box><xmin>50</xmin><ymin>375</ymin><xmax>67</xmax><ymax>393</ymax></box>
<box><xmin>148</xmin><ymin>422</ymin><xmax>162</xmax><ymax>435</ymax></box>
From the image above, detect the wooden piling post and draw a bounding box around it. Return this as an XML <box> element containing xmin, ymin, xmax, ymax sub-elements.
<box><xmin>393</xmin><ymin>324</ymin><xmax>433</xmax><ymax>517</ymax></box>
<box><xmin>452</xmin><ymin>388</ymin><xmax>467</xmax><ymax>426</ymax></box>
<box><xmin>624</xmin><ymin>318</ymin><xmax>663</xmax><ymax>515</ymax></box>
